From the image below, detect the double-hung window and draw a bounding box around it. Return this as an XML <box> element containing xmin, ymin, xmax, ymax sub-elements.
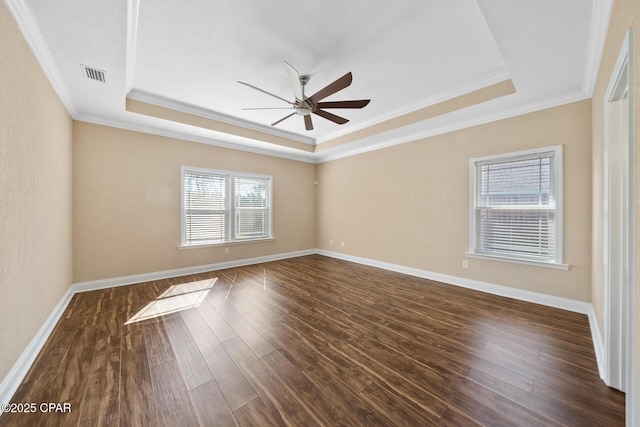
<box><xmin>468</xmin><ymin>145</ymin><xmax>566</xmax><ymax>268</ymax></box>
<box><xmin>182</xmin><ymin>167</ymin><xmax>272</xmax><ymax>246</ymax></box>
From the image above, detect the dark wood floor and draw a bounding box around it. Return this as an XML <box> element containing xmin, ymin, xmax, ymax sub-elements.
<box><xmin>1</xmin><ymin>255</ymin><xmax>625</xmax><ymax>426</ymax></box>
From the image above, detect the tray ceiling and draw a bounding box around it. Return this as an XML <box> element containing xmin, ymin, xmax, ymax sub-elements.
<box><xmin>11</xmin><ymin>0</ymin><xmax>610</xmax><ymax>162</ymax></box>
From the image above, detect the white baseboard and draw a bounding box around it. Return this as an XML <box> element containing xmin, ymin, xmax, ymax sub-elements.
<box><xmin>587</xmin><ymin>304</ymin><xmax>606</xmax><ymax>381</ymax></box>
<box><xmin>0</xmin><ymin>247</ymin><xmax>607</xmax><ymax>409</ymax></box>
<box><xmin>0</xmin><ymin>288</ymin><xmax>75</xmax><ymax>407</ymax></box>
<box><xmin>71</xmin><ymin>249</ymin><xmax>316</xmax><ymax>293</ymax></box>
<box><xmin>318</xmin><ymin>249</ymin><xmax>606</xmax><ymax>379</ymax></box>
<box><xmin>0</xmin><ymin>248</ymin><xmax>314</xmax><ymax>408</ymax></box>
<box><xmin>318</xmin><ymin>250</ymin><xmax>592</xmax><ymax>313</ymax></box>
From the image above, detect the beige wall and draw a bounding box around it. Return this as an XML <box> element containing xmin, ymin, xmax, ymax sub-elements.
<box><xmin>4</xmin><ymin>0</ymin><xmax>639</xmax><ymax>416</ymax></box>
<box><xmin>590</xmin><ymin>0</ymin><xmax>640</xmax><ymax>419</ymax></box>
<box><xmin>72</xmin><ymin>123</ymin><xmax>316</xmax><ymax>283</ymax></box>
<box><xmin>0</xmin><ymin>2</ymin><xmax>73</xmax><ymax>382</ymax></box>
<box><xmin>317</xmin><ymin>100</ymin><xmax>592</xmax><ymax>301</ymax></box>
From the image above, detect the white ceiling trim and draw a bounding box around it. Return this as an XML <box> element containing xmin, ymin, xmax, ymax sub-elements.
<box><xmin>125</xmin><ymin>0</ymin><xmax>140</xmax><ymax>93</ymax></box>
<box><xmin>4</xmin><ymin>0</ymin><xmax>77</xmax><ymax>116</ymax></box>
<box><xmin>582</xmin><ymin>0</ymin><xmax>614</xmax><ymax>96</ymax></box>
<box><xmin>128</xmin><ymin>67</ymin><xmax>511</xmax><ymax>149</ymax></box>
<box><xmin>315</xmin><ymin>89</ymin><xmax>591</xmax><ymax>163</ymax></box>
<box><xmin>127</xmin><ymin>89</ymin><xmax>315</xmax><ymax>146</ymax></box>
<box><xmin>315</xmin><ymin>68</ymin><xmax>511</xmax><ymax>145</ymax></box>
<box><xmin>74</xmin><ymin>112</ymin><xmax>318</xmax><ymax>164</ymax></box>
<box><xmin>7</xmin><ymin>0</ymin><xmax>613</xmax><ymax>165</ymax></box>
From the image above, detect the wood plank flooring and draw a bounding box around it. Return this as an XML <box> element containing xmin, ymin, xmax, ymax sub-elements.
<box><xmin>0</xmin><ymin>255</ymin><xmax>625</xmax><ymax>426</ymax></box>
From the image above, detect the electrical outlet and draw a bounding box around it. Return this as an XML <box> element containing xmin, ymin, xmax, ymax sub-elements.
<box><xmin>225</xmin><ymin>247</ymin><xmax>230</xmax><ymax>254</ymax></box>
<box><xmin>330</xmin><ymin>240</ymin><xmax>333</xmax><ymax>246</ymax></box>
<box><xmin>341</xmin><ymin>241</ymin><xmax>345</xmax><ymax>247</ymax></box>
<box><xmin>462</xmin><ymin>259</ymin><xmax>469</xmax><ymax>268</ymax></box>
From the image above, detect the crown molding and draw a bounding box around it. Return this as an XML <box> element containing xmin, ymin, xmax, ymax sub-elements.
<box><xmin>83</xmin><ymin>89</ymin><xmax>590</xmax><ymax>166</ymax></box>
<box><xmin>315</xmin><ymin>90</ymin><xmax>590</xmax><ymax>163</ymax></box>
<box><xmin>74</xmin><ymin>112</ymin><xmax>318</xmax><ymax>164</ymax></box>
<box><xmin>315</xmin><ymin>68</ymin><xmax>511</xmax><ymax>145</ymax></box>
<box><xmin>4</xmin><ymin>0</ymin><xmax>78</xmax><ymax>117</ymax></box>
<box><xmin>7</xmin><ymin>0</ymin><xmax>610</xmax><ymax>166</ymax></box>
<box><xmin>127</xmin><ymin>89</ymin><xmax>315</xmax><ymax>146</ymax></box>
<box><xmin>582</xmin><ymin>0</ymin><xmax>614</xmax><ymax>96</ymax></box>
<box><xmin>125</xmin><ymin>0</ymin><xmax>140</xmax><ymax>93</ymax></box>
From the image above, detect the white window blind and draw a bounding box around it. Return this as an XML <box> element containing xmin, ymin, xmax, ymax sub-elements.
<box><xmin>183</xmin><ymin>171</ymin><xmax>229</xmax><ymax>245</ymax></box>
<box><xmin>182</xmin><ymin>167</ymin><xmax>272</xmax><ymax>246</ymax></box>
<box><xmin>235</xmin><ymin>176</ymin><xmax>270</xmax><ymax>240</ymax></box>
<box><xmin>469</xmin><ymin>146</ymin><xmax>562</xmax><ymax>265</ymax></box>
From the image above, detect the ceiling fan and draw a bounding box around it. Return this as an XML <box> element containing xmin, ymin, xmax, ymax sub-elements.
<box><xmin>238</xmin><ymin>62</ymin><xmax>370</xmax><ymax>131</ymax></box>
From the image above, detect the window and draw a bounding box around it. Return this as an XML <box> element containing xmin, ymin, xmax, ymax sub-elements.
<box><xmin>468</xmin><ymin>145</ymin><xmax>566</xmax><ymax>268</ymax></box>
<box><xmin>182</xmin><ymin>167</ymin><xmax>272</xmax><ymax>246</ymax></box>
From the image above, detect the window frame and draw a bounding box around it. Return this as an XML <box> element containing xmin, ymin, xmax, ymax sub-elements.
<box><xmin>466</xmin><ymin>145</ymin><xmax>568</xmax><ymax>270</ymax></box>
<box><xmin>180</xmin><ymin>166</ymin><xmax>273</xmax><ymax>248</ymax></box>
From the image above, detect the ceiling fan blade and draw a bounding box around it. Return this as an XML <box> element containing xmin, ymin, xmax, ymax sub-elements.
<box><xmin>237</xmin><ymin>81</ymin><xmax>293</xmax><ymax>105</ymax></box>
<box><xmin>308</xmin><ymin>72</ymin><xmax>353</xmax><ymax>104</ymax></box>
<box><xmin>316</xmin><ymin>99</ymin><xmax>370</xmax><ymax>109</ymax></box>
<box><xmin>304</xmin><ymin>115</ymin><xmax>313</xmax><ymax>130</ymax></box>
<box><xmin>271</xmin><ymin>112</ymin><xmax>296</xmax><ymax>127</ymax></box>
<box><xmin>313</xmin><ymin>109</ymin><xmax>349</xmax><ymax>125</ymax></box>
<box><xmin>284</xmin><ymin>61</ymin><xmax>304</xmax><ymax>101</ymax></box>
<box><xmin>242</xmin><ymin>107</ymin><xmax>294</xmax><ymax>110</ymax></box>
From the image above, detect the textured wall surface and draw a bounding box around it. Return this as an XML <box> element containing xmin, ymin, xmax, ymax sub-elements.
<box><xmin>317</xmin><ymin>100</ymin><xmax>592</xmax><ymax>301</ymax></box>
<box><xmin>0</xmin><ymin>2</ymin><xmax>73</xmax><ymax>382</ymax></box>
<box><xmin>589</xmin><ymin>0</ymin><xmax>639</xmax><ymax>420</ymax></box>
<box><xmin>72</xmin><ymin>122</ymin><xmax>316</xmax><ymax>283</ymax></box>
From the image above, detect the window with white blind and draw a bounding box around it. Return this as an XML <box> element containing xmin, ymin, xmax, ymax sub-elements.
<box><xmin>467</xmin><ymin>146</ymin><xmax>566</xmax><ymax>268</ymax></box>
<box><xmin>182</xmin><ymin>167</ymin><xmax>272</xmax><ymax>246</ymax></box>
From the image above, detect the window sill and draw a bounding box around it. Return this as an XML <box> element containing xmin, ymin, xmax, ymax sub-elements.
<box><xmin>178</xmin><ymin>237</ymin><xmax>275</xmax><ymax>250</ymax></box>
<box><xmin>465</xmin><ymin>252</ymin><xmax>569</xmax><ymax>270</ymax></box>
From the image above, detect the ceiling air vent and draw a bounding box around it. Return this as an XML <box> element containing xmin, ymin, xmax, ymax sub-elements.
<box><xmin>80</xmin><ymin>65</ymin><xmax>107</xmax><ymax>83</ymax></box>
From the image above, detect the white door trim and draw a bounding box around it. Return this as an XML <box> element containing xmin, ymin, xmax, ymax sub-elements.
<box><xmin>603</xmin><ymin>28</ymin><xmax>634</xmax><ymax>421</ymax></box>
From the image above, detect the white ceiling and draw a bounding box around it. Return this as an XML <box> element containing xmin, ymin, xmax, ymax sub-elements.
<box><xmin>9</xmin><ymin>0</ymin><xmax>610</xmax><ymax>162</ymax></box>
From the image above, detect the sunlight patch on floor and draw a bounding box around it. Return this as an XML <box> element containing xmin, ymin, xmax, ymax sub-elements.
<box><xmin>125</xmin><ymin>278</ymin><xmax>217</xmax><ymax>324</ymax></box>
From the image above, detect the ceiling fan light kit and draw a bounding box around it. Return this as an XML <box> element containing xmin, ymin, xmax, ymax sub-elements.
<box><xmin>238</xmin><ymin>62</ymin><xmax>370</xmax><ymax>131</ymax></box>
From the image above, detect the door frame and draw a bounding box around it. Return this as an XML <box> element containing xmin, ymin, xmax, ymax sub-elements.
<box><xmin>603</xmin><ymin>28</ymin><xmax>634</xmax><ymax>413</ymax></box>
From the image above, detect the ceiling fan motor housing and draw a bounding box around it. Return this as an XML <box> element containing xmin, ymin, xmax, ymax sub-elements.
<box><xmin>239</xmin><ymin>62</ymin><xmax>370</xmax><ymax>130</ymax></box>
<box><xmin>295</xmin><ymin>99</ymin><xmax>313</xmax><ymax>116</ymax></box>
